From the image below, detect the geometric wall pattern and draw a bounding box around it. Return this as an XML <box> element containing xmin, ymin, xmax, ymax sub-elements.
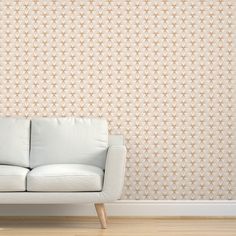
<box><xmin>0</xmin><ymin>0</ymin><xmax>235</xmax><ymax>200</ymax></box>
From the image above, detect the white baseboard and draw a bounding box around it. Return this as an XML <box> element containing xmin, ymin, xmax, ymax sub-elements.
<box><xmin>0</xmin><ymin>201</ymin><xmax>236</xmax><ymax>217</ymax></box>
<box><xmin>106</xmin><ymin>200</ymin><xmax>236</xmax><ymax>216</ymax></box>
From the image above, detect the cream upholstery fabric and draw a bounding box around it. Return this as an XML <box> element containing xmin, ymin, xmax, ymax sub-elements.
<box><xmin>0</xmin><ymin>141</ymin><xmax>126</xmax><ymax>203</ymax></box>
<box><xmin>30</xmin><ymin>118</ymin><xmax>108</xmax><ymax>169</ymax></box>
<box><xmin>27</xmin><ymin>164</ymin><xmax>104</xmax><ymax>192</ymax></box>
<box><xmin>0</xmin><ymin>118</ymin><xmax>30</xmax><ymax>167</ymax></box>
<box><xmin>0</xmin><ymin>165</ymin><xmax>29</xmax><ymax>191</ymax></box>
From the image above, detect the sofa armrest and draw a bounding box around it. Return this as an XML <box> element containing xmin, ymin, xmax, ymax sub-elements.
<box><xmin>102</xmin><ymin>145</ymin><xmax>127</xmax><ymax>201</ymax></box>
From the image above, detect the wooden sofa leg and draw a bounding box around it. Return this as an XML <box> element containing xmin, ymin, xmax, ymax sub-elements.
<box><xmin>95</xmin><ymin>203</ymin><xmax>107</xmax><ymax>229</ymax></box>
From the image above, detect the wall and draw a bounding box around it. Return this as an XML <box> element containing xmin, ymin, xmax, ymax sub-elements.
<box><xmin>0</xmin><ymin>0</ymin><xmax>235</xmax><ymax>200</ymax></box>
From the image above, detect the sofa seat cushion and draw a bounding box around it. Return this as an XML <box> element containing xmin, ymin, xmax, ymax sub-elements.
<box><xmin>0</xmin><ymin>165</ymin><xmax>29</xmax><ymax>191</ymax></box>
<box><xmin>27</xmin><ymin>164</ymin><xmax>104</xmax><ymax>192</ymax></box>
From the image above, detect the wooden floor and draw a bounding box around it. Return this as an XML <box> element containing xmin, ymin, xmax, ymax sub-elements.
<box><xmin>0</xmin><ymin>217</ymin><xmax>235</xmax><ymax>236</ymax></box>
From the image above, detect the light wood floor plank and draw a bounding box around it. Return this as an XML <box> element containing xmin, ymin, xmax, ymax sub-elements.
<box><xmin>0</xmin><ymin>217</ymin><xmax>235</xmax><ymax>236</ymax></box>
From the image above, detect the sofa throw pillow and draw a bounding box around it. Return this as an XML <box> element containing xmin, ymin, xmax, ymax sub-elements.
<box><xmin>30</xmin><ymin>117</ymin><xmax>108</xmax><ymax>169</ymax></box>
<box><xmin>0</xmin><ymin>118</ymin><xmax>30</xmax><ymax>167</ymax></box>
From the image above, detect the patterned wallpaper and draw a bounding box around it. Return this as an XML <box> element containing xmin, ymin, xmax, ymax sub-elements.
<box><xmin>0</xmin><ymin>0</ymin><xmax>235</xmax><ymax>200</ymax></box>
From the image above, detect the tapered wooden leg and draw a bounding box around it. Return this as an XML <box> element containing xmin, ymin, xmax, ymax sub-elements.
<box><xmin>95</xmin><ymin>203</ymin><xmax>107</xmax><ymax>229</ymax></box>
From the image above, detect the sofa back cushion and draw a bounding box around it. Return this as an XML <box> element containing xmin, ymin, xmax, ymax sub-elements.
<box><xmin>0</xmin><ymin>118</ymin><xmax>30</xmax><ymax>167</ymax></box>
<box><xmin>30</xmin><ymin>117</ymin><xmax>108</xmax><ymax>169</ymax></box>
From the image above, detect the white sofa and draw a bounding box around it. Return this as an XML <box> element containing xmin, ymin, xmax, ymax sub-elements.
<box><xmin>0</xmin><ymin>117</ymin><xmax>127</xmax><ymax>228</ymax></box>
